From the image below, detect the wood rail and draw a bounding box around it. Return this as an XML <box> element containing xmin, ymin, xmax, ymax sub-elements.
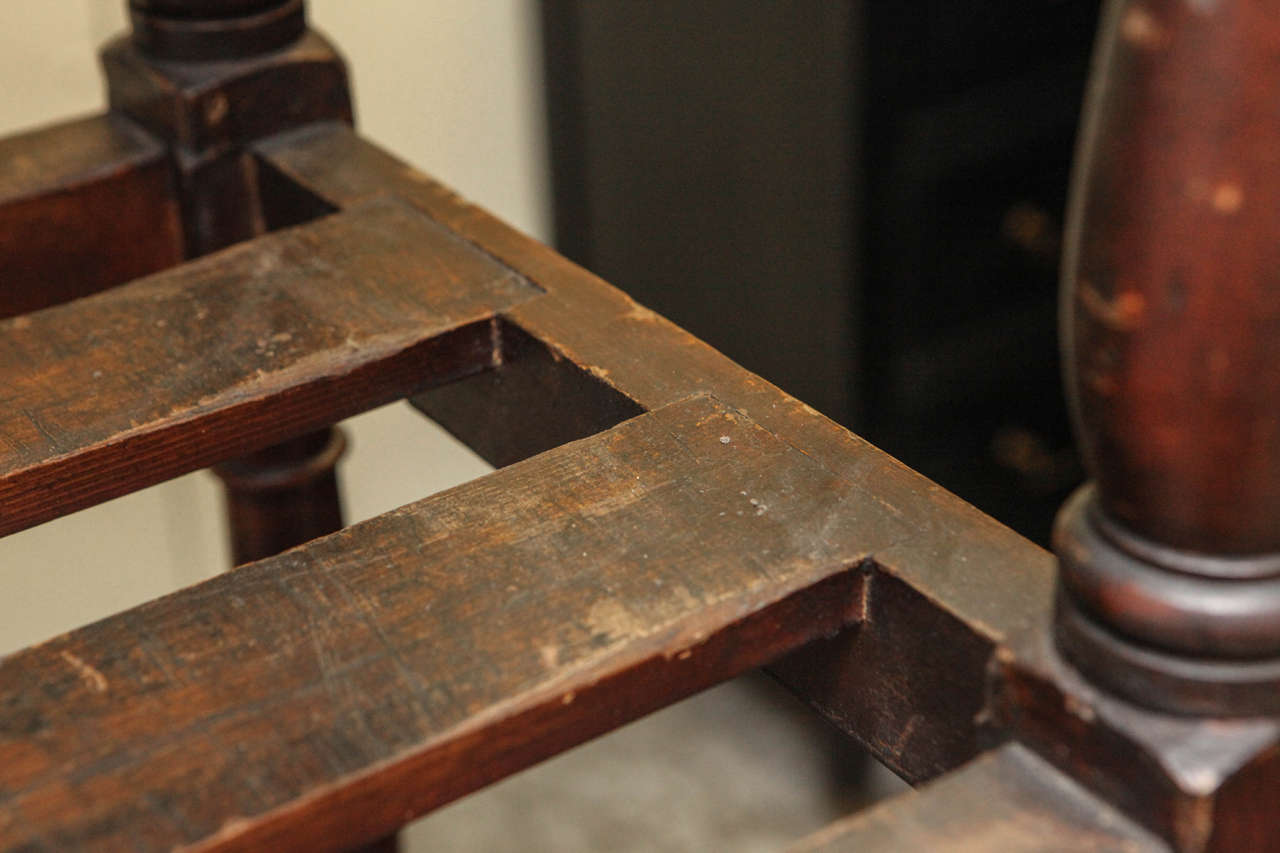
<box><xmin>0</xmin><ymin>115</ymin><xmax>182</xmax><ymax>318</ymax></box>
<box><xmin>1</xmin><ymin>0</ymin><xmax>1278</xmax><ymax>850</ymax></box>
<box><xmin>2</xmin><ymin>395</ymin><xmax>870</xmax><ymax>851</ymax></box>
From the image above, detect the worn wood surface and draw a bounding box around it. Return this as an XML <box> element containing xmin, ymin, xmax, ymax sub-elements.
<box><xmin>0</xmin><ymin>195</ymin><xmax>535</xmax><ymax>537</ymax></box>
<box><xmin>0</xmin><ymin>395</ymin><xmax>869</xmax><ymax>852</ymax></box>
<box><xmin>1051</xmin><ymin>0</ymin><xmax>1280</xmax><ymax>720</ymax></box>
<box><xmin>1</xmin><ymin>0</ymin><xmax>1275</xmax><ymax>846</ymax></box>
<box><xmin>0</xmin><ymin>114</ymin><xmax>182</xmax><ymax>318</ymax></box>
<box><xmin>995</xmin><ymin>626</ymin><xmax>1280</xmax><ymax>853</ymax></box>
<box><xmin>257</xmin><ymin>122</ymin><xmax>1060</xmax><ymax>779</ymax></box>
<box><xmin>1063</xmin><ymin>0</ymin><xmax>1280</xmax><ymax>556</ymax></box>
<box><xmin>99</xmin><ymin>11</ymin><xmax>359</xmax><ymax>591</ymax></box>
<box><xmin>255</xmin><ymin>122</ymin><xmax>1280</xmax><ymax>850</ymax></box>
<box><xmin>788</xmin><ymin>744</ymin><xmax>1165</xmax><ymax>852</ymax></box>
<box><xmin>0</xmin><ymin>119</ymin><xmax>1069</xmax><ymax>850</ymax></box>
<box><xmin>1</xmin><ymin>102</ymin><xmax>1273</xmax><ymax>849</ymax></box>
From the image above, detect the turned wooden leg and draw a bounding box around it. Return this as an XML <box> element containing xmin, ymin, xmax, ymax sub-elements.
<box><xmin>212</xmin><ymin>428</ymin><xmax>347</xmax><ymax>565</ymax></box>
<box><xmin>1053</xmin><ymin>0</ymin><xmax>1280</xmax><ymax>715</ymax></box>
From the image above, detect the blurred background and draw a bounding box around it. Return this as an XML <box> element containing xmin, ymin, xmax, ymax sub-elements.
<box><xmin>0</xmin><ymin>1</ymin><xmax>1103</xmax><ymax>849</ymax></box>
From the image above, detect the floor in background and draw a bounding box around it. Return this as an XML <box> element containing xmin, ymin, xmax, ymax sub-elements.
<box><xmin>406</xmin><ymin>672</ymin><xmax>907</xmax><ymax>852</ymax></box>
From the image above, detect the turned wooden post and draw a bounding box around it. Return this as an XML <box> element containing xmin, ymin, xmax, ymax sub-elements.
<box><xmin>105</xmin><ymin>1</ymin><xmax>353</xmax><ymax>566</ymax></box>
<box><xmin>1054</xmin><ymin>0</ymin><xmax>1280</xmax><ymax>715</ymax></box>
<box><xmin>128</xmin><ymin>0</ymin><xmax>307</xmax><ymax>61</ymax></box>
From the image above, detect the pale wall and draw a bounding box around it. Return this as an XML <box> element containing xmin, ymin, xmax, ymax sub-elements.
<box><xmin>0</xmin><ymin>1</ymin><xmax>548</xmax><ymax>654</ymax></box>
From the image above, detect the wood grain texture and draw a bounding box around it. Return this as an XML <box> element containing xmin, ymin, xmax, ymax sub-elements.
<box><xmin>411</xmin><ymin>320</ymin><xmax>646</xmax><ymax>468</ymax></box>
<box><xmin>261</xmin><ymin>124</ymin><xmax>1280</xmax><ymax>848</ymax></box>
<box><xmin>1050</xmin><ymin>0</ymin><xmax>1280</xmax><ymax>721</ymax></box>
<box><xmin>1063</xmin><ymin>0</ymin><xmax>1280</xmax><ymax>554</ymax></box>
<box><xmin>256</xmin><ymin>121</ymin><xmax>1054</xmax><ymax>637</ymax></box>
<box><xmin>769</xmin><ymin>570</ymin><xmax>997</xmax><ymax>784</ymax></box>
<box><xmin>787</xmin><ymin>744</ymin><xmax>1166</xmax><ymax>852</ymax></box>
<box><xmin>4</xmin><ymin>3</ymin><xmax>1274</xmax><ymax>845</ymax></box>
<box><xmin>0</xmin><ymin>114</ymin><xmax>183</xmax><ymax>318</ymax></box>
<box><xmin>0</xmin><ymin>395</ymin><xmax>869</xmax><ymax>852</ymax></box>
<box><xmin>0</xmin><ymin>195</ymin><xmax>536</xmax><ymax>537</ymax></box>
<box><xmin>258</xmin><ymin>121</ymin><xmax>1061</xmax><ymax>777</ymax></box>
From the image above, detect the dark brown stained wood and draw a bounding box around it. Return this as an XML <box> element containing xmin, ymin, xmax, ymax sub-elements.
<box><xmin>258</xmin><ymin>124</ymin><xmax>1060</xmax><ymax>778</ymax></box>
<box><xmin>258</xmin><ymin>123</ymin><xmax>1280</xmax><ymax>849</ymax></box>
<box><xmin>411</xmin><ymin>320</ymin><xmax>646</xmax><ymax>468</ymax></box>
<box><xmin>0</xmin><ymin>113</ymin><xmax>183</xmax><ymax>318</ymax></box>
<box><xmin>1062</xmin><ymin>0</ymin><xmax>1280</xmax><ymax>556</ymax></box>
<box><xmin>1</xmin><ymin>81</ymin><xmax>1272</xmax><ymax>850</ymax></box>
<box><xmin>0</xmin><ymin>115</ymin><xmax>162</xmax><ymax>205</ymax></box>
<box><xmin>769</xmin><ymin>570</ymin><xmax>998</xmax><ymax>784</ymax></box>
<box><xmin>1049</xmin><ymin>0</ymin><xmax>1280</xmax><ymax>718</ymax></box>
<box><xmin>103</xmin><ymin>30</ymin><xmax>352</xmax><ymax>256</ymax></box>
<box><xmin>994</xmin><ymin>624</ymin><xmax>1280</xmax><ymax>852</ymax></box>
<box><xmin>103</xmin><ymin>31</ymin><xmax>351</xmax><ymax>157</ymax></box>
<box><xmin>213</xmin><ymin>427</ymin><xmax>347</xmax><ymax>565</ymax></box>
<box><xmin>787</xmin><ymin>744</ymin><xmax>1166</xmax><ymax>852</ymax></box>
<box><xmin>128</xmin><ymin>0</ymin><xmax>307</xmax><ymax>62</ymax></box>
<box><xmin>0</xmin><ymin>195</ymin><xmax>537</xmax><ymax>538</ymax></box>
<box><xmin>0</xmin><ymin>395</ymin><xmax>871</xmax><ymax>852</ymax></box>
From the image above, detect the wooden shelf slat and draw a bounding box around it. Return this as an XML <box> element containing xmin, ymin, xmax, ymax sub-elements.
<box><xmin>0</xmin><ymin>195</ymin><xmax>537</xmax><ymax>537</ymax></box>
<box><xmin>1</xmin><ymin>395</ymin><xmax>869</xmax><ymax>852</ymax></box>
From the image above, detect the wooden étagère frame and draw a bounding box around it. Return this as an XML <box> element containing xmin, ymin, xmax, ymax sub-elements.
<box><xmin>1</xmin><ymin>1</ymin><xmax>1278</xmax><ymax>851</ymax></box>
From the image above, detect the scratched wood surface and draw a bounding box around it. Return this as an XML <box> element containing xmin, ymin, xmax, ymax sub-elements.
<box><xmin>258</xmin><ymin>122</ymin><xmax>1061</xmax><ymax>781</ymax></box>
<box><xmin>0</xmin><ymin>115</ymin><xmax>1220</xmax><ymax>853</ymax></box>
<box><xmin>0</xmin><ymin>195</ymin><xmax>536</xmax><ymax>538</ymax></box>
<box><xmin>0</xmin><ymin>114</ymin><xmax>183</xmax><ymax>318</ymax></box>
<box><xmin>2</xmin><ymin>0</ymin><xmax>1276</xmax><ymax>846</ymax></box>
<box><xmin>1</xmin><ymin>395</ymin><xmax>875</xmax><ymax>852</ymax></box>
<box><xmin>788</xmin><ymin>744</ymin><xmax>1165</xmax><ymax>852</ymax></box>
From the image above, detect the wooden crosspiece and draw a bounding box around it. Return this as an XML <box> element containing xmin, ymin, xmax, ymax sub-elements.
<box><xmin>0</xmin><ymin>1</ymin><xmax>1277</xmax><ymax>850</ymax></box>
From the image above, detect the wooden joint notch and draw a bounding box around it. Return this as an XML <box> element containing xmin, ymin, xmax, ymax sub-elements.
<box><xmin>0</xmin><ymin>196</ymin><xmax>540</xmax><ymax>539</ymax></box>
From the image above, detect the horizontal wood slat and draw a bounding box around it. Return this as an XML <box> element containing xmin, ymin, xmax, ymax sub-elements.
<box><xmin>0</xmin><ymin>195</ymin><xmax>536</xmax><ymax>537</ymax></box>
<box><xmin>257</xmin><ymin>122</ymin><xmax>1061</xmax><ymax>779</ymax></box>
<box><xmin>0</xmin><ymin>114</ymin><xmax>183</xmax><ymax>317</ymax></box>
<box><xmin>255</xmin><ymin>121</ymin><xmax>1280</xmax><ymax>853</ymax></box>
<box><xmin>788</xmin><ymin>744</ymin><xmax>1165</xmax><ymax>852</ymax></box>
<box><xmin>257</xmin><ymin>122</ymin><xmax>1054</xmax><ymax>642</ymax></box>
<box><xmin>1</xmin><ymin>395</ymin><xmax>870</xmax><ymax>852</ymax></box>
